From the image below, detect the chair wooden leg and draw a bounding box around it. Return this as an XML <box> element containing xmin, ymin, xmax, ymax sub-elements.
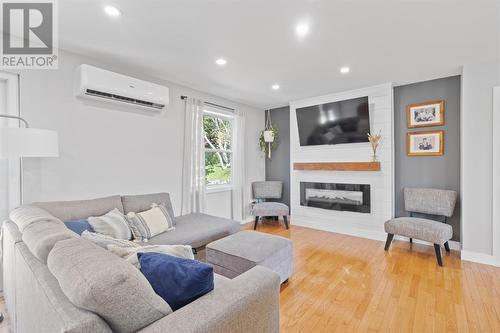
<box><xmin>434</xmin><ymin>244</ymin><xmax>443</xmax><ymax>266</ymax></box>
<box><xmin>409</xmin><ymin>238</ymin><xmax>413</xmax><ymax>244</ymax></box>
<box><xmin>384</xmin><ymin>233</ymin><xmax>394</xmax><ymax>251</ymax></box>
<box><xmin>254</xmin><ymin>216</ymin><xmax>259</xmax><ymax>230</ymax></box>
<box><xmin>444</xmin><ymin>241</ymin><xmax>450</xmax><ymax>252</ymax></box>
<box><xmin>283</xmin><ymin>216</ymin><xmax>289</xmax><ymax>229</ymax></box>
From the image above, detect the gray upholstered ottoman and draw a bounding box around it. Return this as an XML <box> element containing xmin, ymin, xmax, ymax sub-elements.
<box><xmin>206</xmin><ymin>231</ymin><xmax>293</xmax><ymax>283</ymax></box>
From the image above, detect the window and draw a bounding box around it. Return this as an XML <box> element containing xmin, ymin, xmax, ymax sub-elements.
<box><xmin>203</xmin><ymin>108</ymin><xmax>233</xmax><ymax>187</ymax></box>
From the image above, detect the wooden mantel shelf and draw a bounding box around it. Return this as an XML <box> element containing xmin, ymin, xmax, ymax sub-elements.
<box><xmin>293</xmin><ymin>162</ymin><xmax>381</xmax><ymax>172</ymax></box>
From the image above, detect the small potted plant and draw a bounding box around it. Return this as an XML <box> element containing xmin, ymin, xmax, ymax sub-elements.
<box><xmin>263</xmin><ymin>129</ymin><xmax>275</xmax><ymax>143</ymax></box>
<box><xmin>260</xmin><ymin>111</ymin><xmax>279</xmax><ymax>159</ymax></box>
<box><xmin>260</xmin><ymin>127</ymin><xmax>279</xmax><ymax>159</ymax></box>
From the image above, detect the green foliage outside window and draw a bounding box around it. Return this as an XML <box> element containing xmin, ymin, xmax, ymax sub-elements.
<box><xmin>203</xmin><ymin>114</ymin><xmax>232</xmax><ymax>185</ymax></box>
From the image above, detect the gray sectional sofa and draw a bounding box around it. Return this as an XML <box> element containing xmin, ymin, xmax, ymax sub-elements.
<box><xmin>3</xmin><ymin>193</ymin><xmax>280</xmax><ymax>333</ymax></box>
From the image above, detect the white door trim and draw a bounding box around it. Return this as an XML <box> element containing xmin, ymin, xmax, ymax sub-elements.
<box><xmin>492</xmin><ymin>86</ymin><xmax>500</xmax><ymax>266</ymax></box>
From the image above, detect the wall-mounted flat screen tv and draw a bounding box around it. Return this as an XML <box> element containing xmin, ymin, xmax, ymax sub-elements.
<box><xmin>295</xmin><ymin>96</ymin><xmax>370</xmax><ymax>146</ymax></box>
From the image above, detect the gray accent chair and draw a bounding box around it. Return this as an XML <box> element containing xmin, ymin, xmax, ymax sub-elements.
<box><xmin>384</xmin><ymin>188</ymin><xmax>458</xmax><ymax>266</ymax></box>
<box><xmin>251</xmin><ymin>181</ymin><xmax>289</xmax><ymax>230</ymax></box>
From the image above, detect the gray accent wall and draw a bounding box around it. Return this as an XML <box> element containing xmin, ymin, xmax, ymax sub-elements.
<box><xmin>264</xmin><ymin>106</ymin><xmax>290</xmax><ymax>207</ymax></box>
<box><xmin>394</xmin><ymin>76</ymin><xmax>461</xmax><ymax>241</ymax></box>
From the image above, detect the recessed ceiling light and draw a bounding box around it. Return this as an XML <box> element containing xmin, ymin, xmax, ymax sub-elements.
<box><xmin>272</xmin><ymin>84</ymin><xmax>280</xmax><ymax>90</ymax></box>
<box><xmin>104</xmin><ymin>5</ymin><xmax>121</xmax><ymax>17</ymax></box>
<box><xmin>340</xmin><ymin>66</ymin><xmax>350</xmax><ymax>74</ymax></box>
<box><xmin>215</xmin><ymin>58</ymin><xmax>227</xmax><ymax>66</ymax></box>
<box><xmin>295</xmin><ymin>23</ymin><xmax>310</xmax><ymax>37</ymax></box>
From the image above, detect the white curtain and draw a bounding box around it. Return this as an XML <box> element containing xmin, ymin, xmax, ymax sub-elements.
<box><xmin>181</xmin><ymin>98</ymin><xmax>206</xmax><ymax>214</ymax></box>
<box><xmin>231</xmin><ymin>109</ymin><xmax>246</xmax><ymax>221</ymax></box>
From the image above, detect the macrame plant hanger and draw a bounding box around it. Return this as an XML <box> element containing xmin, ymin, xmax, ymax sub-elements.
<box><xmin>263</xmin><ymin>110</ymin><xmax>275</xmax><ymax>159</ymax></box>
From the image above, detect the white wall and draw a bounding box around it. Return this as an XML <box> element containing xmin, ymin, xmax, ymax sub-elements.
<box><xmin>289</xmin><ymin>83</ymin><xmax>394</xmax><ymax>240</ymax></box>
<box><xmin>205</xmin><ymin>190</ymin><xmax>232</xmax><ymax>219</ymax></box>
<box><xmin>16</xmin><ymin>50</ymin><xmax>265</xmax><ymax>220</ymax></box>
<box><xmin>461</xmin><ymin>60</ymin><xmax>500</xmax><ymax>261</ymax></box>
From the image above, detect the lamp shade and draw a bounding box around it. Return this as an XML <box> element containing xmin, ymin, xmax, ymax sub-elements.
<box><xmin>0</xmin><ymin>127</ymin><xmax>59</xmax><ymax>158</ymax></box>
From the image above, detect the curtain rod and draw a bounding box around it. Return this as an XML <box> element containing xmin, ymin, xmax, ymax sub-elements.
<box><xmin>180</xmin><ymin>95</ymin><xmax>235</xmax><ymax>112</ymax></box>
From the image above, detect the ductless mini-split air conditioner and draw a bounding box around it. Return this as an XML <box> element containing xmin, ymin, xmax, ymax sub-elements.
<box><xmin>76</xmin><ymin>64</ymin><xmax>169</xmax><ymax>111</ymax></box>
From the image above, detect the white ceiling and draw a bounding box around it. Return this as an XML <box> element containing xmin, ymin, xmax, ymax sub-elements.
<box><xmin>60</xmin><ymin>0</ymin><xmax>499</xmax><ymax>109</ymax></box>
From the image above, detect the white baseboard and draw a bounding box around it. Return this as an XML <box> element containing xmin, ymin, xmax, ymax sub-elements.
<box><xmin>394</xmin><ymin>236</ymin><xmax>462</xmax><ymax>251</ymax></box>
<box><xmin>258</xmin><ymin>216</ymin><xmax>499</xmax><ymax>267</ymax></box>
<box><xmin>449</xmin><ymin>241</ymin><xmax>462</xmax><ymax>251</ymax></box>
<box><xmin>461</xmin><ymin>250</ymin><xmax>499</xmax><ymax>267</ymax></box>
<box><xmin>291</xmin><ymin>217</ymin><xmax>387</xmax><ymax>242</ymax></box>
<box><xmin>240</xmin><ymin>216</ymin><xmax>254</xmax><ymax>224</ymax></box>
<box><xmin>292</xmin><ymin>218</ymin><xmax>463</xmax><ymax>250</ymax></box>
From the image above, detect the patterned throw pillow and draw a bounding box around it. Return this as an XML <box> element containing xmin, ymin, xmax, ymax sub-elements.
<box><xmin>81</xmin><ymin>230</ymin><xmax>140</xmax><ymax>249</ymax></box>
<box><xmin>88</xmin><ymin>208</ymin><xmax>132</xmax><ymax>240</ymax></box>
<box><xmin>107</xmin><ymin>244</ymin><xmax>194</xmax><ymax>268</ymax></box>
<box><xmin>126</xmin><ymin>204</ymin><xmax>175</xmax><ymax>241</ymax></box>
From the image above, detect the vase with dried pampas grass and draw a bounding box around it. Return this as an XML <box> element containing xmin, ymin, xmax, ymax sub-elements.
<box><xmin>367</xmin><ymin>131</ymin><xmax>382</xmax><ymax>162</ymax></box>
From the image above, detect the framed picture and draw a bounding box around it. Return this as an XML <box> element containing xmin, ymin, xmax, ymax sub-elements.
<box><xmin>407</xmin><ymin>100</ymin><xmax>444</xmax><ymax>128</ymax></box>
<box><xmin>407</xmin><ymin>130</ymin><xmax>444</xmax><ymax>156</ymax></box>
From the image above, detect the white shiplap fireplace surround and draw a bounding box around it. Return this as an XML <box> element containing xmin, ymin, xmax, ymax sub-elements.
<box><xmin>290</xmin><ymin>83</ymin><xmax>394</xmax><ymax>241</ymax></box>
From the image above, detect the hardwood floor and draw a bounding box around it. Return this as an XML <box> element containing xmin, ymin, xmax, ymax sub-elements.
<box><xmin>247</xmin><ymin>220</ymin><xmax>500</xmax><ymax>333</ymax></box>
<box><xmin>1</xmin><ymin>222</ymin><xmax>499</xmax><ymax>332</ymax></box>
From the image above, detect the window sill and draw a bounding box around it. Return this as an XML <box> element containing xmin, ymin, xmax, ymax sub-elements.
<box><xmin>206</xmin><ymin>185</ymin><xmax>232</xmax><ymax>194</ymax></box>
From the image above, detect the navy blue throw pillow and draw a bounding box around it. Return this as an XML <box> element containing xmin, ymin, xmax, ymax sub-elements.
<box><xmin>64</xmin><ymin>219</ymin><xmax>94</xmax><ymax>235</ymax></box>
<box><xmin>138</xmin><ymin>252</ymin><xmax>214</xmax><ymax>311</ymax></box>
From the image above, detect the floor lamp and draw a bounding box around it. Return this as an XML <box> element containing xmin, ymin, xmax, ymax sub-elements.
<box><xmin>0</xmin><ymin>114</ymin><xmax>58</xmax><ymax>322</ymax></box>
<box><xmin>0</xmin><ymin>114</ymin><xmax>59</xmax><ymax>205</ymax></box>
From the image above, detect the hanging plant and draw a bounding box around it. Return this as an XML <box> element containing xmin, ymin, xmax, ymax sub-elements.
<box><xmin>259</xmin><ymin>110</ymin><xmax>279</xmax><ymax>159</ymax></box>
<box><xmin>259</xmin><ymin>127</ymin><xmax>279</xmax><ymax>158</ymax></box>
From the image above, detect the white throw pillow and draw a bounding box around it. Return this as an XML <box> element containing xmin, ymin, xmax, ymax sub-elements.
<box><xmin>126</xmin><ymin>203</ymin><xmax>174</xmax><ymax>241</ymax></box>
<box><xmin>88</xmin><ymin>208</ymin><xmax>132</xmax><ymax>240</ymax></box>
<box><xmin>107</xmin><ymin>244</ymin><xmax>194</xmax><ymax>268</ymax></box>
